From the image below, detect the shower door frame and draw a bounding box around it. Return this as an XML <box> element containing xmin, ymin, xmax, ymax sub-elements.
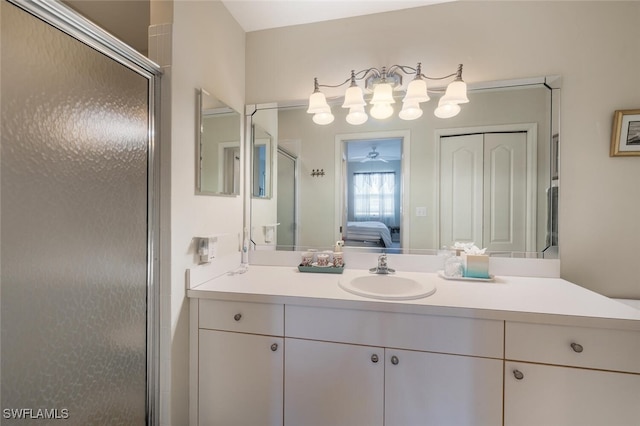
<box><xmin>4</xmin><ymin>0</ymin><xmax>162</xmax><ymax>423</ymax></box>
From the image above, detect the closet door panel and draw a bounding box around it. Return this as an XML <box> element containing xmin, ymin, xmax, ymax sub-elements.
<box><xmin>483</xmin><ymin>132</ymin><xmax>527</xmax><ymax>252</ymax></box>
<box><xmin>440</xmin><ymin>134</ymin><xmax>484</xmax><ymax>247</ymax></box>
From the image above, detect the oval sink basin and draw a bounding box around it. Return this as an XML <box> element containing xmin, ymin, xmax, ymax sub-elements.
<box><xmin>338</xmin><ymin>274</ymin><xmax>436</xmax><ymax>300</ymax></box>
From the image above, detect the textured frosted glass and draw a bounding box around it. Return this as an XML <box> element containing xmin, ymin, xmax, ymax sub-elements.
<box><xmin>1</xmin><ymin>3</ymin><xmax>149</xmax><ymax>424</ymax></box>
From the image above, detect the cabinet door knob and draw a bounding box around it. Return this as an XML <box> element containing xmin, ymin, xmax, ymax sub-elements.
<box><xmin>570</xmin><ymin>342</ymin><xmax>584</xmax><ymax>353</ymax></box>
<box><xmin>233</xmin><ymin>313</ymin><xmax>242</xmax><ymax>322</ymax></box>
<box><xmin>513</xmin><ymin>369</ymin><xmax>524</xmax><ymax>380</ymax></box>
<box><xmin>271</xmin><ymin>343</ymin><xmax>278</xmax><ymax>352</ymax></box>
<box><xmin>371</xmin><ymin>354</ymin><xmax>379</xmax><ymax>363</ymax></box>
<box><xmin>390</xmin><ymin>355</ymin><xmax>399</xmax><ymax>365</ymax></box>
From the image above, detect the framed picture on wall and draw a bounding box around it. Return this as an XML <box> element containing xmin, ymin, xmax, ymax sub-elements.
<box><xmin>610</xmin><ymin>109</ymin><xmax>640</xmax><ymax>157</ymax></box>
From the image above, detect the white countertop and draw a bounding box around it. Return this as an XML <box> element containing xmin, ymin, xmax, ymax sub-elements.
<box><xmin>187</xmin><ymin>265</ymin><xmax>640</xmax><ymax>330</ymax></box>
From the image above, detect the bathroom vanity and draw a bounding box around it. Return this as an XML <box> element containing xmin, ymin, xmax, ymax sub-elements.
<box><xmin>188</xmin><ymin>265</ymin><xmax>640</xmax><ymax>426</ymax></box>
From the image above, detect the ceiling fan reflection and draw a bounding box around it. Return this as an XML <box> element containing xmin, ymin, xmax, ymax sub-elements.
<box><xmin>357</xmin><ymin>146</ymin><xmax>388</xmax><ymax>163</ymax></box>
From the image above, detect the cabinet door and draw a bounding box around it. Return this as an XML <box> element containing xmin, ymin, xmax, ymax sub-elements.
<box><xmin>385</xmin><ymin>349</ymin><xmax>503</xmax><ymax>426</ymax></box>
<box><xmin>505</xmin><ymin>362</ymin><xmax>640</xmax><ymax>426</ymax></box>
<box><xmin>199</xmin><ymin>330</ymin><xmax>283</xmax><ymax>426</ymax></box>
<box><xmin>284</xmin><ymin>338</ymin><xmax>384</xmax><ymax>426</ymax></box>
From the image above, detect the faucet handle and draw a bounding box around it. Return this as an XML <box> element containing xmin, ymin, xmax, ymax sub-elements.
<box><xmin>370</xmin><ymin>253</ymin><xmax>394</xmax><ymax>274</ymax></box>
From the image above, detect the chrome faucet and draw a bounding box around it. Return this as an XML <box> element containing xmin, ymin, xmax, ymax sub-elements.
<box><xmin>369</xmin><ymin>253</ymin><xmax>395</xmax><ymax>275</ymax></box>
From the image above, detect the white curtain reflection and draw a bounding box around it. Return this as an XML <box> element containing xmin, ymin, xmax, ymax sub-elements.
<box><xmin>353</xmin><ymin>172</ymin><xmax>396</xmax><ymax>225</ymax></box>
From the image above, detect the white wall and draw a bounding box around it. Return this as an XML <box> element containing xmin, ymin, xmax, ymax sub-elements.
<box><xmin>150</xmin><ymin>1</ymin><xmax>245</xmax><ymax>424</ymax></box>
<box><xmin>245</xmin><ymin>1</ymin><xmax>640</xmax><ymax>298</ymax></box>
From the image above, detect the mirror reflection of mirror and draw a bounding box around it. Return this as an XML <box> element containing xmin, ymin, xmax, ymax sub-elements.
<box><xmin>249</xmin><ymin>77</ymin><xmax>560</xmax><ymax>258</ymax></box>
<box><xmin>251</xmin><ymin>123</ymin><xmax>272</xmax><ymax>199</ymax></box>
<box><xmin>196</xmin><ymin>88</ymin><xmax>241</xmax><ymax>196</ymax></box>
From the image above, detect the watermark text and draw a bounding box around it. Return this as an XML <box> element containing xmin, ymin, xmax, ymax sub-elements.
<box><xmin>3</xmin><ymin>408</ymin><xmax>69</xmax><ymax>420</ymax></box>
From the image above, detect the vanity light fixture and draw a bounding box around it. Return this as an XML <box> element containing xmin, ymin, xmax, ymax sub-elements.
<box><xmin>307</xmin><ymin>63</ymin><xmax>469</xmax><ymax>125</ymax></box>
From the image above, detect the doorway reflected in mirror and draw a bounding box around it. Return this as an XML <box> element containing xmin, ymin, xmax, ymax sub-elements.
<box><xmin>341</xmin><ymin>138</ymin><xmax>402</xmax><ymax>252</ymax></box>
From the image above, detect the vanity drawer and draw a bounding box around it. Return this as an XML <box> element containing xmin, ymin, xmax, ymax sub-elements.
<box><xmin>285</xmin><ymin>305</ymin><xmax>503</xmax><ymax>358</ymax></box>
<box><xmin>199</xmin><ymin>299</ymin><xmax>284</xmax><ymax>336</ymax></box>
<box><xmin>505</xmin><ymin>321</ymin><xmax>640</xmax><ymax>373</ymax></box>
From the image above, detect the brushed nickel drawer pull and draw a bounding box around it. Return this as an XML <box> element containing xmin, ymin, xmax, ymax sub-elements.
<box><xmin>233</xmin><ymin>313</ymin><xmax>242</xmax><ymax>322</ymax></box>
<box><xmin>513</xmin><ymin>369</ymin><xmax>524</xmax><ymax>380</ymax></box>
<box><xmin>570</xmin><ymin>342</ymin><xmax>584</xmax><ymax>353</ymax></box>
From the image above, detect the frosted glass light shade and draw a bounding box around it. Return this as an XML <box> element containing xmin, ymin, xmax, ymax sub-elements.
<box><xmin>370</xmin><ymin>102</ymin><xmax>394</xmax><ymax>120</ymax></box>
<box><xmin>307</xmin><ymin>91</ymin><xmax>330</xmax><ymax>113</ymax></box>
<box><xmin>346</xmin><ymin>105</ymin><xmax>368</xmax><ymax>125</ymax></box>
<box><xmin>399</xmin><ymin>101</ymin><xmax>423</xmax><ymax>120</ymax></box>
<box><xmin>370</xmin><ymin>83</ymin><xmax>395</xmax><ymax>105</ymax></box>
<box><xmin>313</xmin><ymin>110</ymin><xmax>335</xmax><ymax>125</ymax></box>
<box><xmin>342</xmin><ymin>85</ymin><xmax>366</xmax><ymax>108</ymax></box>
<box><xmin>434</xmin><ymin>99</ymin><xmax>461</xmax><ymax>118</ymax></box>
<box><xmin>440</xmin><ymin>80</ymin><xmax>469</xmax><ymax>105</ymax></box>
<box><xmin>403</xmin><ymin>78</ymin><xmax>429</xmax><ymax>103</ymax></box>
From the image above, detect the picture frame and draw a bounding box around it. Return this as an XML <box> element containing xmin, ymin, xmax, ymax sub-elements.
<box><xmin>610</xmin><ymin>109</ymin><xmax>640</xmax><ymax>157</ymax></box>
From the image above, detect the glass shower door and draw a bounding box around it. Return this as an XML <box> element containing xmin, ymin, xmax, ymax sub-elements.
<box><xmin>1</xmin><ymin>1</ymin><xmax>156</xmax><ymax>424</ymax></box>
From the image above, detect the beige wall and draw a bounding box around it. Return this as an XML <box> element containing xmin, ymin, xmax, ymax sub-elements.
<box><xmin>245</xmin><ymin>1</ymin><xmax>640</xmax><ymax>298</ymax></box>
<box><xmin>150</xmin><ymin>1</ymin><xmax>245</xmax><ymax>424</ymax></box>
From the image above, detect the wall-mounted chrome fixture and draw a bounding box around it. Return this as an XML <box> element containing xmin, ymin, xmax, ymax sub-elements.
<box><xmin>307</xmin><ymin>63</ymin><xmax>469</xmax><ymax>125</ymax></box>
<box><xmin>311</xmin><ymin>169</ymin><xmax>325</xmax><ymax>177</ymax></box>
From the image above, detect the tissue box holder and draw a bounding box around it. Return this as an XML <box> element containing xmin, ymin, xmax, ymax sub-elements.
<box><xmin>461</xmin><ymin>253</ymin><xmax>490</xmax><ymax>279</ymax></box>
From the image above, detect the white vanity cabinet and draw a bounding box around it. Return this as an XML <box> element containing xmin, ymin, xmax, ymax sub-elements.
<box><xmin>189</xmin><ymin>265</ymin><xmax>640</xmax><ymax>426</ymax></box>
<box><xmin>284</xmin><ymin>305</ymin><xmax>504</xmax><ymax>426</ymax></box>
<box><xmin>195</xmin><ymin>299</ymin><xmax>284</xmax><ymax>426</ymax></box>
<box><xmin>504</xmin><ymin>321</ymin><xmax>640</xmax><ymax>426</ymax></box>
<box><xmin>384</xmin><ymin>349</ymin><xmax>503</xmax><ymax>426</ymax></box>
<box><xmin>284</xmin><ymin>338</ymin><xmax>384</xmax><ymax>426</ymax></box>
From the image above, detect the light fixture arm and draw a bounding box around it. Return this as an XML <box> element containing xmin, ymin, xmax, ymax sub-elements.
<box><xmin>314</xmin><ymin>67</ymin><xmax>385</xmax><ymax>90</ymax></box>
<box><xmin>314</xmin><ymin>63</ymin><xmax>464</xmax><ymax>92</ymax></box>
<box><xmin>386</xmin><ymin>63</ymin><xmax>418</xmax><ymax>77</ymax></box>
<box><xmin>416</xmin><ymin>63</ymin><xmax>463</xmax><ymax>82</ymax></box>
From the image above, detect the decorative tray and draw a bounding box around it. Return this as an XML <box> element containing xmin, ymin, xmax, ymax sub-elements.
<box><xmin>437</xmin><ymin>270</ymin><xmax>494</xmax><ymax>282</ymax></box>
<box><xmin>298</xmin><ymin>263</ymin><xmax>345</xmax><ymax>274</ymax></box>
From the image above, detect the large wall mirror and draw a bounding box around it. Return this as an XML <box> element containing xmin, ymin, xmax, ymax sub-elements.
<box><xmin>196</xmin><ymin>88</ymin><xmax>241</xmax><ymax>196</ymax></box>
<box><xmin>249</xmin><ymin>77</ymin><xmax>560</xmax><ymax>258</ymax></box>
